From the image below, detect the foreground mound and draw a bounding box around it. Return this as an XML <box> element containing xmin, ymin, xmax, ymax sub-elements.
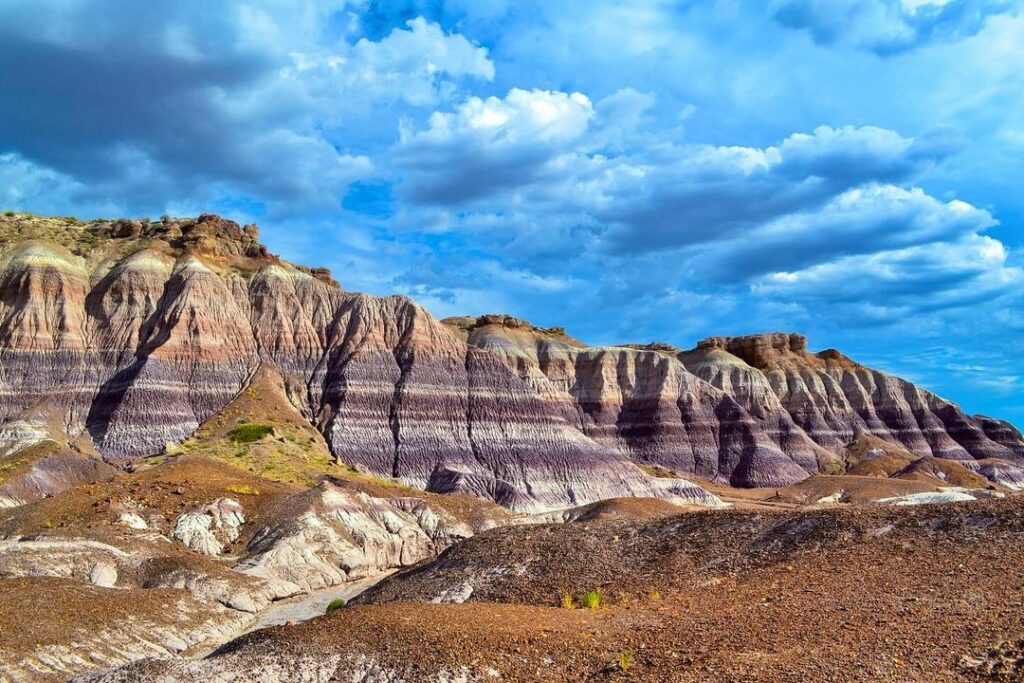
<box><xmin>84</xmin><ymin>497</ymin><xmax>1024</xmax><ymax>682</ymax></box>
<box><xmin>0</xmin><ymin>455</ymin><xmax>519</xmax><ymax>680</ymax></box>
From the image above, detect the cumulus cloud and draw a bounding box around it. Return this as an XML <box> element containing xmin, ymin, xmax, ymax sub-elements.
<box><xmin>751</xmin><ymin>234</ymin><xmax>1022</xmax><ymax>308</ymax></box>
<box><xmin>598</xmin><ymin>125</ymin><xmax>951</xmax><ymax>251</ymax></box>
<box><xmin>0</xmin><ymin>2</ymin><xmax>491</xmax><ymax>213</ymax></box>
<box><xmin>772</xmin><ymin>0</ymin><xmax>1019</xmax><ymax>55</ymax></box>
<box><xmin>387</xmin><ymin>93</ymin><xmax>1017</xmax><ymax>340</ymax></box>
<box><xmin>394</xmin><ymin>88</ymin><xmax>594</xmax><ymax>204</ymax></box>
<box><xmin>699</xmin><ymin>184</ymin><xmax>997</xmax><ymax>280</ymax></box>
<box><xmin>288</xmin><ymin>17</ymin><xmax>494</xmax><ymax>109</ymax></box>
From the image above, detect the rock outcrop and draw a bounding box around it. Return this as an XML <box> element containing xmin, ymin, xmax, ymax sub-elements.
<box><xmin>0</xmin><ymin>455</ymin><xmax>522</xmax><ymax>680</ymax></box>
<box><xmin>680</xmin><ymin>333</ymin><xmax>1024</xmax><ymax>474</ymax></box>
<box><xmin>2</xmin><ymin>213</ymin><xmax>1022</xmax><ymax>499</ymax></box>
<box><xmin>237</xmin><ymin>482</ymin><xmax>476</xmax><ymax>592</ymax></box>
<box><xmin>0</xmin><ymin>214</ymin><xmax>716</xmax><ymax>511</ymax></box>
<box><xmin>447</xmin><ymin>315</ymin><xmax>820</xmax><ymax>487</ymax></box>
<box><xmin>76</xmin><ymin>496</ymin><xmax>1024</xmax><ymax>683</ymax></box>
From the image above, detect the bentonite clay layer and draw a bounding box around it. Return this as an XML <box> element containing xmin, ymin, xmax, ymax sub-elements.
<box><xmin>2</xmin><ymin>213</ymin><xmax>1023</xmax><ymax>507</ymax></box>
<box><xmin>680</xmin><ymin>333</ymin><xmax>1024</xmax><ymax>464</ymax></box>
<box><xmin>447</xmin><ymin>316</ymin><xmax>1024</xmax><ymax>489</ymax></box>
<box><xmin>0</xmin><ymin>215</ymin><xmax>715</xmax><ymax>511</ymax></box>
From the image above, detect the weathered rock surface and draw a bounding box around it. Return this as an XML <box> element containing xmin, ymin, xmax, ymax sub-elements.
<box><xmin>0</xmin><ymin>455</ymin><xmax>522</xmax><ymax>681</ymax></box>
<box><xmin>0</xmin><ymin>215</ymin><xmax>716</xmax><ymax>510</ymax></box>
<box><xmin>2</xmin><ymin>213</ymin><xmax>1021</xmax><ymax>500</ymax></box>
<box><xmin>447</xmin><ymin>315</ymin><xmax>817</xmax><ymax>487</ymax></box>
<box><xmin>171</xmin><ymin>497</ymin><xmax>246</xmax><ymax>556</ymax></box>
<box><xmin>679</xmin><ymin>333</ymin><xmax>1024</xmax><ymax>480</ymax></box>
<box><xmin>78</xmin><ymin>496</ymin><xmax>1024</xmax><ymax>683</ymax></box>
<box><xmin>237</xmin><ymin>482</ymin><xmax>475</xmax><ymax>592</ymax></box>
<box><xmin>449</xmin><ymin>318</ymin><xmax>1024</xmax><ymax>490</ymax></box>
<box><xmin>0</xmin><ymin>440</ymin><xmax>116</xmax><ymax>507</ymax></box>
<box><xmin>0</xmin><ymin>577</ymin><xmax>252</xmax><ymax>683</ymax></box>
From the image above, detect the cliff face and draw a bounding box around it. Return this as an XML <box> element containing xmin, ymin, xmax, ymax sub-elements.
<box><xmin>680</xmin><ymin>333</ymin><xmax>1024</xmax><ymax>471</ymax></box>
<box><xmin>448</xmin><ymin>316</ymin><xmax>825</xmax><ymax>487</ymax></box>
<box><xmin>0</xmin><ymin>214</ymin><xmax>716</xmax><ymax>511</ymax></box>
<box><xmin>450</xmin><ymin>318</ymin><xmax>1024</xmax><ymax>489</ymax></box>
<box><xmin>3</xmin><ymin>213</ymin><xmax>1022</xmax><ymax>504</ymax></box>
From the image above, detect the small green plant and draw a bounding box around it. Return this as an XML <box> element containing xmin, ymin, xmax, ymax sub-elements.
<box><xmin>579</xmin><ymin>589</ymin><xmax>603</xmax><ymax>610</ymax></box>
<box><xmin>616</xmin><ymin>651</ymin><xmax>634</xmax><ymax>671</ymax></box>
<box><xmin>649</xmin><ymin>590</ymin><xmax>661</xmax><ymax>601</ymax></box>
<box><xmin>4</xmin><ymin>210</ymin><xmax>15</xmax><ymax>217</ymax></box>
<box><xmin>227</xmin><ymin>423</ymin><xmax>274</xmax><ymax>443</ymax></box>
<box><xmin>560</xmin><ymin>592</ymin><xmax>575</xmax><ymax>609</ymax></box>
<box><xmin>226</xmin><ymin>484</ymin><xmax>260</xmax><ymax>496</ymax></box>
<box><xmin>325</xmin><ymin>597</ymin><xmax>346</xmax><ymax>614</ymax></box>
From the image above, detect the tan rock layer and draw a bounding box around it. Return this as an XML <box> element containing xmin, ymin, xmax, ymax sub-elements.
<box><xmin>3</xmin><ymin>214</ymin><xmax>1020</xmax><ymax>502</ymax></box>
<box><xmin>458</xmin><ymin>319</ymin><xmax>817</xmax><ymax>488</ymax></box>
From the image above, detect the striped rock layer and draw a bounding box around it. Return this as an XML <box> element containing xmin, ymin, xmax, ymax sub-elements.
<box><xmin>681</xmin><ymin>333</ymin><xmax>1024</xmax><ymax>467</ymax></box>
<box><xmin>445</xmin><ymin>316</ymin><xmax>825</xmax><ymax>488</ymax></box>
<box><xmin>2</xmin><ymin>214</ymin><xmax>1021</xmax><ymax>503</ymax></box>
<box><xmin>0</xmin><ymin>215</ymin><xmax>715</xmax><ymax>511</ymax></box>
<box><xmin>448</xmin><ymin>318</ymin><xmax>1024</xmax><ymax>489</ymax></box>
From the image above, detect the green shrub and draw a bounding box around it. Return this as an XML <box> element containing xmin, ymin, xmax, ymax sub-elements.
<box><xmin>4</xmin><ymin>211</ymin><xmax>15</xmax><ymax>217</ymax></box>
<box><xmin>579</xmin><ymin>589</ymin><xmax>603</xmax><ymax>610</ymax></box>
<box><xmin>616</xmin><ymin>651</ymin><xmax>634</xmax><ymax>671</ymax></box>
<box><xmin>228</xmin><ymin>423</ymin><xmax>274</xmax><ymax>443</ymax></box>
<box><xmin>325</xmin><ymin>597</ymin><xmax>346</xmax><ymax>614</ymax></box>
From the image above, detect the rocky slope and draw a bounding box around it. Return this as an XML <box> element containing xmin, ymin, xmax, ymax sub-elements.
<box><xmin>449</xmin><ymin>315</ymin><xmax>1024</xmax><ymax>490</ymax></box>
<box><xmin>0</xmin><ymin>455</ymin><xmax>518</xmax><ymax>680</ymax></box>
<box><xmin>445</xmin><ymin>315</ymin><xmax>826</xmax><ymax>488</ymax></box>
<box><xmin>0</xmin><ymin>214</ymin><xmax>716</xmax><ymax>511</ymax></box>
<box><xmin>680</xmin><ymin>333</ymin><xmax>1024</xmax><ymax>474</ymax></box>
<box><xmin>79</xmin><ymin>496</ymin><xmax>1024</xmax><ymax>682</ymax></box>
<box><xmin>2</xmin><ymin>212</ymin><xmax>1022</xmax><ymax>503</ymax></box>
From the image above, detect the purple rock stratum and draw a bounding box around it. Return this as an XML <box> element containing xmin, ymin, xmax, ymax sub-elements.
<box><xmin>2</xmin><ymin>213</ymin><xmax>1022</xmax><ymax>511</ymax></box>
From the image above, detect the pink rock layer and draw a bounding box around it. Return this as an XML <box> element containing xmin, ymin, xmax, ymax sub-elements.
<box><xmin>681</xmin><ymin>333</ymin><xmax>1024</xmax><ymax>467</ymax></box>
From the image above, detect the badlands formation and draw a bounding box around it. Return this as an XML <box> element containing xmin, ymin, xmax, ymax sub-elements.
<box><xmin>1</xmin><ymin>212</ymin><xmax>1023</xmax><ymax>682</ymax></box>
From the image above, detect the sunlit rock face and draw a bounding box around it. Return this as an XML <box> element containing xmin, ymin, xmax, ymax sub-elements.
<box><xmin>680</xmin><ymin>333</ymin><xmax>1024</xmax><ymax>469</ymax></box>
<box><xmin>0</xmin><ymin>214</ymin><xmax>718</xmax><ymax>511</ymax></box>
<box><xmin>448</xmin><ymin>316</ymin><xmax>816</xmax><ymax>488</ymax></box>
<box><xmin>3</xmin><ymin>213</ymin><xmax>1021</xmax><ymax>504</ymax></box>
<box><xmin>451</xmin><ymin>317</ymin><xmax>1024</xmax><ymax>489</ymax></box>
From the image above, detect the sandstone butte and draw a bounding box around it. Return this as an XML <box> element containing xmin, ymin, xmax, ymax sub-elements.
<box><xmin>2</xmin><ymin>212</ymin><xmax>1024</xmax><ymax>513</ymax></box>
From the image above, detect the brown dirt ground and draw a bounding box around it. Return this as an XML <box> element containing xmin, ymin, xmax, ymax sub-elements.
<box><xmin>0</xmin><ymin>576</ymin><xmax>228</xmax><ymax>662</ymax></box>
<box><xmin>0</xmin><ymin>455</ymin><xmax>298</xmax><ymax>548</ymax></box>
<box><xmin>234</xmin><ymin>497</ymin><xmax>1024</xmax><ymax>682</ymax></box>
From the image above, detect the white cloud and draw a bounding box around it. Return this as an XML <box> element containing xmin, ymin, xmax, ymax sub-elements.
<box><xmin>752</xmin><ymin>233</ymin><xmax>1022</xmax><ymax>306</ymax></box>
<box><xmin>394</xmin><ymin>88</ymin><xmax>594</xmax><ymax>204</ymax></box>
<box><xmin>403</xmin><ymin>88</ymin><xmax>593</xmax><ymax>146</ymax></box>
<box><xmin>772</xmin><ymin>0</ymin><xmax>1018</xmax><ymax>55</ymax></box>
<box><xmin>0</xmin><ymin>4</ymin><xmax>492</xmax><ymax>213</ymax></box>
<box><xmin>290</xmin><ymin>17</ymin><xmax>494</xmax><ymax>109</ymax></box>
<box><xmin>697</xmin><ymin>183</ymin><xmax>997</xmax><ymax>279</ymax></box>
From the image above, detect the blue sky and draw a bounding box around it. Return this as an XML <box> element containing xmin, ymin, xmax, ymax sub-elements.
<box><xmin>1</xmin><ymin>0</ymin><xmax>1022</xmax><ymax>421</ymax></box>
